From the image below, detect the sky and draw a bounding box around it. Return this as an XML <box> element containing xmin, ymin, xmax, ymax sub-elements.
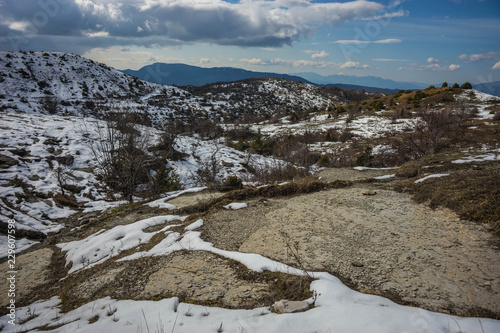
<box><xmin>0</xmin><ymin>0</ymin><xmax>499</xmax><ymax>85</ymax></box>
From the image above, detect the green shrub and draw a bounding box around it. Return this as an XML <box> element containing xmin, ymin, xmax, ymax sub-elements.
<box><xmin>461</xmin><ymin>82</ymin><xmax>473</xmax><ymax>89</ymax></box>
<box><xmin>317</xmin><ymin>153</ymin><xmax>330</xmax><ymax>167</ymax></box>
<box><xmin>154</xmin><ymin>166</ymin><xmax>183</xmax><ymax>194</ymax></box>
<box><xmin>221</xmin><ymin>176</ymin><xmax>243</xmax><ymax>191</ymax></box>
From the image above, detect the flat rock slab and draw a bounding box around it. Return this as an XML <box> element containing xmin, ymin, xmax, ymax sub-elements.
<box><xmin>204</xmin><ymin>187</ymin><xmax>500</xmax><ymax>316</ymax></box>
<box><xmin>167</xmin><ymin>191</ymin><xmax>224</xmax><ymax>208</ymax></box>
<box><xmin>0</xmin><ymin>248</ymin><xmax>53</xmax><ymax>307</ymax></box>
<box><xmin>143</xmin><ymin>251</ymin><xmax>270</xmax><ymax>308</ymax></box>
<box><xmin>274</xmin><ymin>299</ymin><xmax>310</xmax><ymax>313</ymax></box>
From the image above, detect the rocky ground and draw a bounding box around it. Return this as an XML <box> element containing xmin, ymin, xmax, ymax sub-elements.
<box><xmin>1</xmin><ymin>167</ymin><xmax>498</xmax><ymax>319</ymax></box>
<box><xmin>203</xmin><ymin>168</ymin><xmax>500</xmax><ymax>317</ymax></box>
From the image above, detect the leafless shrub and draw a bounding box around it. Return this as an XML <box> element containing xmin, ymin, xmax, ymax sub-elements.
<box><xmin>494</xmin><ymin>111</ymin><xmax>500</xmax><ymax>121</ymax></box>
<box><xmin>79</xmin><ymin>110</ymin><xmax>156</xmax><ymax>202</ymax></box>
<box><xmin>327</xmin><ymin>145</ymin><xmax>356</xmax><ymax>167</ymax></box>
<box><xmin>249</xmin><ymin>160</ymin><xmax>299</xmax><ymax>184</ymax></box>
<box><xmin>42</xmin><ymin>96</ymin><xmax>59</xmax><ymax>114</ymax></box>
<box><xmin>190</xmin><ymin>118</ymin><xmax>224</xmax><ymax>139</ymax></box>
<box><xmin>53</xmin><ymin>164</ymin><xmax>70</xmax><ymax>196</ymax></box>
<box><xmin>193</xmin><ymin>144</ymin><xmax>222</xmax><ymax>187</ymax></box>
<box><xmin>390</xmin><ymin>108</ymin><xmax>464</xmax><ymax>160</ymax></box>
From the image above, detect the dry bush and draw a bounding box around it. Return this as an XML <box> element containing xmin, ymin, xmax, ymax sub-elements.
<box><xmin>190</xmin><ymin>118</ymin><xmax>224</xmax><ymax>139</ymax></box>
<box><xmin>223</xmin><ymin>125</ymin><xmax>253</xmax><ymax>141</ymax></box>
<box><xmin>192</xmin><ymin>144</ymin><xmax>223</xmax><ymax>188</ymax></box>
<box><xmin>385</xmin><ymin>107</ymin><xmax>470</xmax><ymax>163</ymax></box>
<box><xmin>53</xmin><ymin>193</ymin><xmax>79</xmax><ymax>208</ymax></box>
<box><xmin>249</xmin><ymin>160</ymin><xmax>301</xmax><ymax>184</ymax></box>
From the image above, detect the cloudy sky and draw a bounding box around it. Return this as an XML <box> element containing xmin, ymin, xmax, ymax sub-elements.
<box><xmin>1</xmin><ymin>0</ymin><xmax>499</xmax><ymax>84</ymax></box>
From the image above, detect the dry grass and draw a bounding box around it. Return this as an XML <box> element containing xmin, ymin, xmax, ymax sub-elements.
<box><xmin>398</xmin><ymin>165</ymin><xmax>500</xmax><ymax>235</ymax></box>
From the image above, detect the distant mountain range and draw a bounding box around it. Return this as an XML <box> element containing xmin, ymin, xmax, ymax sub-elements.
<box><xmin>122</xmin><ymin>63</ymin><xmax>428</xmax><ymax>92</ymax></box>
<box><xmin>123</xmin><ymin>63</ymin><xmax>500</xmax><ymax>97</ymax></box>
<box><xmin>296</xmin><ymin>72</ymin><xmax>429</xmax><ymax>90</ymax></box>
<box><xmin>122</xmin><ymin>63</ymin><xmax>311</xmax><ymax>87</ymax></box>
<box><xmin>473</xmin><ymin>81</ymin><xmax>500</xmax><ymax>97</ymax></box>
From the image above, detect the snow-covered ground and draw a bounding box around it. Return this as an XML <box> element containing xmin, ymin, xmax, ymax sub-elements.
<box><xmin>459</xmin><ymin>89</ymin><xmax>500</xmax><ymax>119</ymax></box>
<box><xmin>2</xmin><ymin>51</ymin><xmax>500</xmax><ymax>333</ymax></box>
<box><xmin>250</xmin><ymin>114</ymin><xmax>417</xmax><ymax>141</ymax></box>
<box><xmin>2</xmin><ymin>214</ymin><xmax>499</xmax><ymax>332</ymax></box>
<box><xmin>452</xmin><ymin>148</ymin><xmax>500</xmax><ymax>164</ymax></box>
<box><xmin>0</xmin><ymin>112</ymin><xmax>287</xmax><ymax>243</ymax></box>
<box><xmin>0</xmin><ymin>113</ymin><xmax>101</xmax><ymax>237</ymax></box>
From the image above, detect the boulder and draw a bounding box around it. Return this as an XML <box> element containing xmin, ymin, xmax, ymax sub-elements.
<box><xmin>273</xmin><ymin>299</ymin><xmax>310</xmax><ymax>313</ymax></box>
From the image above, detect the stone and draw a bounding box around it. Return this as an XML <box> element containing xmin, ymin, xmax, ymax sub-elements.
<box><xmin>362</xmin><ymin>191</ymin><xmax>377</xmax><ymax>196</ymax></box>
<box><xmin>273</xmin><ymin>299</ymin><xmax>310</xmax><ymax>314</ymax></box>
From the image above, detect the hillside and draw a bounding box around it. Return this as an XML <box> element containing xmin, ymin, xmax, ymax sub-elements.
<box><xmin>1</xmin><ymin>51</ymin><xmax>500</xmax><ymax>332</ymax></box>
<box><xmin>0</xmin><ymin>51</ymin><xmax>362</xmax><ymax>125</ymax></box>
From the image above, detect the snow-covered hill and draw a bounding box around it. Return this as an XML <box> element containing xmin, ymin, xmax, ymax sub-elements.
<box><xmin>0</xmin><ymin>51</ymin><xmax>361</xmax><ymax>125</ymax></box>
<box><xmin>0</xmin><ymin>112</ymin><xmax>283</xmax><ymax>242</ymax></box>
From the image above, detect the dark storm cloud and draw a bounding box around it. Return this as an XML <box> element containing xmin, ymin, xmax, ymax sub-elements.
<box><xmin>0</xmin><ymin>0</ymin><xmax>385</xmax><ymax>51</ymax></box>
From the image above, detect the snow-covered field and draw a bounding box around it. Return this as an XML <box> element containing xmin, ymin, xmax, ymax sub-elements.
<box><xmin>250</xmin><ymin>114</ymin><xmax>417</xmax><ymax>140</ymax></box>
<box><xmin>2</xmin><ymin>214</ymin><xmax>499</xmax><ymax>332</ymax></box>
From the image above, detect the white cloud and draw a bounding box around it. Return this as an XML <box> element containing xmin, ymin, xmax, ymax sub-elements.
<box><xmin>240</xmin><ymin>57</ymin><xmax>335</xmax><ymax>68</ymax></box>
<box><xmin>400</xmin><ymin>64</ymin><xmax>461</xmax><ymax>71</ymax></box>
<box><xmin>373</xmin><ymin>58</ymin><xmax>410</xmax><ymax>62</ymax></box>
<box><xmin>492</xmin><ymin>61</ymin><xmax>500</xmax><ymax>70</ymax></box>
<box><xmin>7</xmin><ymin>21</ymin><xmax>31</xmax><ymax>32</ymax></box>
<box><xmin>75</xmin><ymin>0</ymin><xmax>125</xmax><ymax>21</ymax></box>
<box><xmin>361</xmin><ymin>9</ymin><xmax>409</xmax><ymax>21</ymax></box>
<box><xmin>339</xmin><ymin>61</ymin><xmax>370</xmax><ymax>69</ymax></box>
<box><xmin>427</xmin><ymin>57</ymin><xmax>439</xmax><ymax>63</ymax></box>
<box><xmin>458</xmin><ymin>51</ymin><xmax>500</xmax><ymax>62</ymax></box>
<box><xmin>312</xmin><ymin>51</ymin><xmax>329</xmax><ymax>59</ymax></box>
<box><xmin>389</xmin><ymin>0</ymin><xmax>403</xmax><ymax>7</ymax></box>
<box><xmin>134</xmin><ymin>0</ymin><xmax>386</xmax><ymax>47</ymax></box>
<box><xmin>303</xmin><ymin>50</ymin><xmax>329</xmax><ymax>59</ymax></box>
<box><xmin>331</xmin><ymin>39</ymin><xmax>402</xmax><ymax>44</ymax></box>
<box><xmin>85</xmin><ymin>31</ymin><xmax>110</xmax><ymax>38</ymax></box>
<box><xmin>0</xmin><ymin>0</ymin><xmax>393</xmax><ymax>50</ymax></box>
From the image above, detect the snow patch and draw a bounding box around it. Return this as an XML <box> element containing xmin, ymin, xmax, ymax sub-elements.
<box><xmin>223</xmin><ymin>202</ymin><xmax>248</xmax><ymax>210</ymax></box>
<box><xmin>415</xmin><ymin>174</ymin><xmax>450</xmax><ymax>183</ymax></box>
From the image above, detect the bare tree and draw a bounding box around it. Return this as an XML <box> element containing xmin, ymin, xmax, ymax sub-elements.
<box><xmin>79</xmin><ymin>111</ymin><xmax>156</xmax><ymax>202</ymax></box>
<box><xmin>53</xmin><ymin>164</ymin><xmax>69</xmax><ymax>196</ymax></box>
<box><xmin>194</xmin><ymin>143</ymin><xmax>222</xmax><ymax>187</ymax></box>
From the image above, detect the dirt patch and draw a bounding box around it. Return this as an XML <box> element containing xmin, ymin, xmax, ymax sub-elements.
<box><xmin>204</xmin><ymin>186</ymin><xmax>500</xmax><ymax>317</ymax></box>
<box><xmin>316</xmin><ymin>167</ymin><xmax>394</xmax><ymax>182</ymax></box>
<box><xmin>0</xmin><ymin>248</ymin><xmax>53</xmax><ymax>307</ymax></box>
